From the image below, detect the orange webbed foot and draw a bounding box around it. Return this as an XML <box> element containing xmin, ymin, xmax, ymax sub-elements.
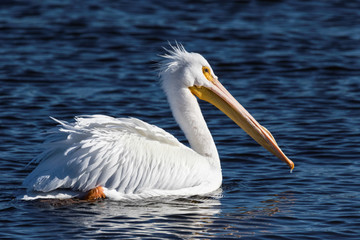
<box><xmin>83</xmin><ymin>186</ymin><xmax>106</xmax><ymax>200</ymax></box>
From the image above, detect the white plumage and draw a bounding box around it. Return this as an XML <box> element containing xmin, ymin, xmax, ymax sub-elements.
<box><xmin>23</xmin><ymin>44</ymin><xmax>293</xmax><ymax>200</ymax></box>
<box><xmin>24</xmin><ymin>115</ymin><xmax>219</xmax><ymax>199</ymax></box>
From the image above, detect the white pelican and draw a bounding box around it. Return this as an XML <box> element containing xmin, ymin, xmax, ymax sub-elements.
<box><xmin>23</xmin><ymin>44</ymin><xmax>294</xmax><ymax>201</ymax></box>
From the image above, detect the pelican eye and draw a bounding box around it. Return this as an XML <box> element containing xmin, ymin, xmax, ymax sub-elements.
<box><xmin>202</xmin><ymin>66</ymin><xmax>214</xmax><ymax>83</ymax></box>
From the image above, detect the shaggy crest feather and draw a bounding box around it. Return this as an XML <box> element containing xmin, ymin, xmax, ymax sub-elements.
<box><xmin>158</xmin><ymin>42</ymin><xmax>192</xmax><ymax>75</ymax></box>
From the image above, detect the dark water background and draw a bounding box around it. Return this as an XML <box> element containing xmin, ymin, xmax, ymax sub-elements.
<box><xmin>1</xmin><ymin>0</ymin><xmax>360</xmax><ymax>239</ymax></box>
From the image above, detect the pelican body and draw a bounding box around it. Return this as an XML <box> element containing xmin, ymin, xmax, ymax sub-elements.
<box><xmin>23</xmin><ymin>45</ymin><xmax>294</xmax><ymax>200</ymax></box>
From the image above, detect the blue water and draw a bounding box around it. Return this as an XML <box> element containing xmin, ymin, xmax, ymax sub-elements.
<box><xmin>1</xmin><ymin>0</ymin><xmax>360</xmax><ymax>239</ymax></box>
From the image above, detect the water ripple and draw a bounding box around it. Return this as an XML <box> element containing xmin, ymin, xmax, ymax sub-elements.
<box><xmin>1</xmin><ymin>0</ymin><xmax>360</xmax><ymax>239</ymax></box>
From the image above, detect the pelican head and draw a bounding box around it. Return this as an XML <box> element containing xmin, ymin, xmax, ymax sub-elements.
<box><xmin>160</xmin><ymin>44</ymin><xmax>294</xmax><ymax>170</ymax></box>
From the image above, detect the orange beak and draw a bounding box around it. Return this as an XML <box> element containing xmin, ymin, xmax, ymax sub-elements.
<box><xmin>189</xmin><ymin>79</ymin><xmax>294</xmax><ymax>171</ymax></box>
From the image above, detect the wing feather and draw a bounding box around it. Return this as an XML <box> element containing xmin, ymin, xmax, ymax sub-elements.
<box><xmin>23</xmin><ymin>115</ymin><xmax>215</xmax><ymax>196</ymax></box>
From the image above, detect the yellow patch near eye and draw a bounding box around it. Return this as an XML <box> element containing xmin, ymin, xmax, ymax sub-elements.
<box><xmin>202</xmin><ymin>66</ymin><xmax>214</xmax><ymax>83</ymax></box>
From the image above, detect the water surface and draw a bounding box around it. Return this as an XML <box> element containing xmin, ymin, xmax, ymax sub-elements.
<box><xmin>1</xmin><ymin>1</ymin><xmax>360</xmax><ymax>239</ymax></box>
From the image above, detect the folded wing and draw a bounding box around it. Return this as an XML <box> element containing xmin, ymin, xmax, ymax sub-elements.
<box><xmin>23</xmin><ymin>115</ymin><xmax>212</xmax><ymax>195</ymax></box>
